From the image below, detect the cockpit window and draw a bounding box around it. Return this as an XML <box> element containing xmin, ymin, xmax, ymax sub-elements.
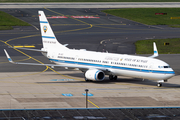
<box><xmin>164</xmin><ymin>66</ymin><xmax>170</xmax><ymax>68</ymax></box>
<box><xmin>158</xmin><ymin>66</ymin><xmax>171</xmax><ymax>68</ymax></box>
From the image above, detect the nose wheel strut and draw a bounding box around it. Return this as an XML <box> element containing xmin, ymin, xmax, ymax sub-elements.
<box><xmin>157</xmin><ymin>80</ymin><xmax>168</xmax><ymax>87</ymax></box>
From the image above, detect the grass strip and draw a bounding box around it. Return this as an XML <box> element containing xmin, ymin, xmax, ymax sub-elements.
<box><xmin>0</xmin><ymin>0</ymin><xmax>180</xmax><ymax>2</ymax></box>
<box><xmin>103</xmin><ymin>8</ymin><xmax>180</xmax><ymax>26</ymax></box>
<box><xmin>0</xmin><ymin>11</ymin><xmax>30</xmax><ymax>30</ymax></box>
<box><xmin>135</xmin><ymin>38</ymin><xmax>180</xmax><ymax>54</ymax></box>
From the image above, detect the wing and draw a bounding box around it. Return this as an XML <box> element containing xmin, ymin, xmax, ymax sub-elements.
<box><xmin>4</xmin><ymin>49</ymin><xmax>111</xmax><ymax>73</ymax></box>
<box><xmin>5</xmin><ymin>49</ymin><xmax>103</xmax><ymax>71</ymax></box>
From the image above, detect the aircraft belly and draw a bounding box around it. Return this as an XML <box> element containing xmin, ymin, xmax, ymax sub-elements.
<box><xmin>109</xmin><ymin>69</ymin><xmax>174</xmax><ymax>80</ymax></box>
<box><xmin>53</xmin><ymin>61</ymin><xmax>174</xmax><ymax>80</ymax></box>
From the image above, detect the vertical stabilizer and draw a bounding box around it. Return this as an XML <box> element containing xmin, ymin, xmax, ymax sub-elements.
<box><xmin>38</xmin><ymin>11</ymin><xmax>68</xmax><ymax>50</ymax></box>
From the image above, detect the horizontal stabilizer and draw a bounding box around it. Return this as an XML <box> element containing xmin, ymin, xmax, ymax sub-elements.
<box><xmin>63</xmin><ymin>44</ymin><xmax>69</xmax><ymax>47</ymax></box>
<box><xmin>10</xmin><ymin>47</ymin><xmax>47</xmax><ymax>52</ymax></box>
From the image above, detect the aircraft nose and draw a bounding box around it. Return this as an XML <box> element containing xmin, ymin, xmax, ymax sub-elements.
<box><xmin>168</xmin><ymin>69</ymin><xmax>175</xmax><ymax>78</ymax></box>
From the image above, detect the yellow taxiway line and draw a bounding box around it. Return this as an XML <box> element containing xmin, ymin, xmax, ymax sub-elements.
<box><xmin>88</xmin><ymin>99</ymin><xmax>100</xmax><ymax>108</ymax></box>
<box><xmin>13</xmin><ymin>46</ymin><xmax>35</xmax><ymax>48</ymax></box>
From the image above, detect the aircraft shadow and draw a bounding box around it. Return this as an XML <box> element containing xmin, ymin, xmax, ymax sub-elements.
<box><xmin>38</xmin><ymin>73</ymin><xmax>180</xmax><ymax>88</ymax></box>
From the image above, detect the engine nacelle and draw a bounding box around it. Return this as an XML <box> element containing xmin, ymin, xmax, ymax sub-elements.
<box><xmin>85</xmin><ymin>69</ymin><xmax>105</xmax><ymax>81</ymax></box>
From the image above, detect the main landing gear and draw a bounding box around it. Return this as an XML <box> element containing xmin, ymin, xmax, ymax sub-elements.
<box><xmin>84</xmin><ymin>73</ymin><xmax>90</xmax><ymax>82</ymax></box>
<box><xmin>109</xmin><ymin>75</ymin><xmax>117</xmax><ymax>80</ymax></box>
<box><xmin>84</xmin><ymin>75</ymin><xmax>92</xmax><ymax>82</ymax></box>
<box><xmin>157</xmin><ymin>83</ymin><xmax>162</xmax><ymax>87</ymax></box>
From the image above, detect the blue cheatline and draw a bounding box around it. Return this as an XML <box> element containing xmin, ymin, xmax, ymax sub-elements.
<box><xmin>51</xmin><ymin>79</ymin><xmax>74</xmax><ymax>81</ymax></box>
<box><xmin>62</xmin><ymin>93</ymin><xmax>73</xmax><ymax>97</ymax></box>
<box><xmin>82</xmin><ymin>93</ymin><xmax>94</xmax><ymax>96</ymax></box>
<box><xmin>49</xmin><ymin>58</ymin><xmax>175</xmax><ymax>75</ymax></box>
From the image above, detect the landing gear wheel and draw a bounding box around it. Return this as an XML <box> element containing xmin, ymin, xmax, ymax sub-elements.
<box><xmin>109</xmin><ymin>75</ymin><xmax>117</xmax><ymax>80</ymax></box>
<box><xmin>113</xmin><ymin>76</ymin><xmax>117</xmax><ymax>80</ymax></box>
<box><xmin>85</xmin><ymin>77</ymin><xmax>92</xmax><ymax>82</ymax></box>
<box><xmin>109</xmin><ymin>75</ymin><xmax>114</xmax><ymax>80</ymax></box>
<box><xmin>157</xmin><ymin>83</ymin><xmax>162</xmax><ymax>87</ymax></box>
<box><xmin>84</xmin><ymin>73</ymin><xmax>90</xmax><ymax>82</ymax></box>
<box><xmin>85</xmin><ymin>77</ymin><xmax>90</xmax><ymax>82</ymax></box>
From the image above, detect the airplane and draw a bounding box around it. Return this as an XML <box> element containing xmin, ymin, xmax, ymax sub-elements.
<box><xmin>4</xmin><ymin>11</ymin><xmax>175</xmax><ymax>87</ymax></box>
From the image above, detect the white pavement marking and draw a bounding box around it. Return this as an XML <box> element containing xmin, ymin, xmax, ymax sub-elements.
<box><xmin>1</xmin><ymin>2</ymin><xmax>180</xmax><ymax>8</ymax></box>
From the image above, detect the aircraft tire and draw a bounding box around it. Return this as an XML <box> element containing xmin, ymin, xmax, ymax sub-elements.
<box><xmin>109</xmin><ymin>75</ymin><xmax>117</xmax><ymax>80</ymax></box>
<box><xmin>85</xmin><ymin>77</ymin><xmax>89</xmax><ymax>82</ymax></box>
<box><xmin>85</xmin><ymin>77</ymin><xmax>92</xmax><ymax>82</ymax></box>
<box><xmin>157</xmin><ymin>83</ymin><xmax>162</xmax><ymax>87</ymax></box>
<box><xmin>114</xmin><ymin>76</ymin><xmax>117</xmax><ymax>80</ymax></box>
<box><xmin>109</xmin><ymin>75</ymin><xmax>114</xmax><ymax>80</ymax></box>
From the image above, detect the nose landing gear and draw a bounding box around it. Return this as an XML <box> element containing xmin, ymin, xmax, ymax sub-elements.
<box><xmin>157</xmin><ymin>80</ymin><xmax>168</xmax><ymax>87</ymax></box>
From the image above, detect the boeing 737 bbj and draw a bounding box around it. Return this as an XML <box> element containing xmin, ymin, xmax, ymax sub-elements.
<box><xmin>4</xmin><ymin>11</ymin><xmax>175</xmax><ymax>87</ymax></box>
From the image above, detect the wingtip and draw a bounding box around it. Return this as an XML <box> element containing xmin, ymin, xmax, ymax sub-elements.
<box><xmin>153</xmin><ymin>42</ymin><xmax>158</xmax><ymax>57</ymax></box>
<box><xmin>4</xmin><ymin>49</ymin><xmax>13</xmax><ymax>63</ymax></box>
<box><xmin>149</xmin><ymin>42</ymin><xmax>158</xmax><ymax>58</ymax></box>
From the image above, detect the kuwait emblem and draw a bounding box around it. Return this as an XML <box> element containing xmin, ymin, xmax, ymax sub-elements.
<box><xmin>43</xmin><ymin>25</ymin><xmax>48</xmax><ymax>33</ymax></box>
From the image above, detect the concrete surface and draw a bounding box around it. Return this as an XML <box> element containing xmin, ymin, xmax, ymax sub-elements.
<box><xmin>0</xmin><ymin>70</ymin><xmax>180</xmax><ymax>109</ymax></box>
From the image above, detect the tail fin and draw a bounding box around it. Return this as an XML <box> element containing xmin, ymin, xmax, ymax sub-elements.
<box><xmin>38</xmin><ymin>11</ymin><xmax>68</xmax><ymax>50</ymax></box>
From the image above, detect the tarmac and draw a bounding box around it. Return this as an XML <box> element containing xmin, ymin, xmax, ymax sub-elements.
<box><xmin>0</xmin><ymin>69</ymin><xmax>180</xmax><ymax>109</ymax></box>
<box><xmin>0</xmin><ymin>7</ymin><xmax>180</xmax><ymax>110</ymax></box>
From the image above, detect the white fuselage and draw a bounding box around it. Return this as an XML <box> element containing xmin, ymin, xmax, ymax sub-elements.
<box><xmin>46</xmin><ymin>48</ymin><xmax>175</xmax><ymax>81</ymax></box>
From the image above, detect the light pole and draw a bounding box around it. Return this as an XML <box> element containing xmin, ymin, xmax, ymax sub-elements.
<box><xmin>85</xmin><ymin>89</ymin><xmax>89</xmax><ymax>108</ymax></box>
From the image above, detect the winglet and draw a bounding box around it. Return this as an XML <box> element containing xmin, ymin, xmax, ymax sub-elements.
<box><xmin>149</xmin><ymin>42</ymin><xmax>158</xmax><ymax>58</ymax></box>
<box><xmin>4</xmin><ymin>49</ymin><xmax>14</xmax><ymax>63</ymax></box>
